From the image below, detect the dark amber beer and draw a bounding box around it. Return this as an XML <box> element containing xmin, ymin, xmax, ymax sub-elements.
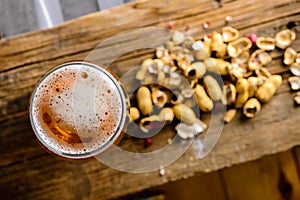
<box><xmin>29</xmin><ymin>62</ymin><xmax>127</xmax><ymax>159</ymax></box>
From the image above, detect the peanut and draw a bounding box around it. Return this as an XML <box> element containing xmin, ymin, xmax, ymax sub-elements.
<box><xmin>243</xmin><ymin>98</ymin><xmax>261</xmax><ymax>118</ymax></box>
<box><xmin>224</xmin><ymin>109</ymin><xmax>236</xmax><ymax>123</ymax></box>
<box><xmin>194</xmin><ymin>84</ymin><xmax>213</xmax><ymax>112</ymax></box>
<box><xmin>223</xmin><ymin>83</ymin><xmax>236</xmax><ymax>105</ymax></box>
<box><xmin>204</xmin><ymin>75</ymin><xmax>223</xmax><ymax>101</ymax></box>
<box><xmin>173</xmin><ymin>104</ymin><xmax>197</xmax><ymax>125</ymax></box>
<box><xmin>235</xmin><ymin>78</ymin><xmax>249</xmax><ymax>108</ymax></box>
<box><xmin>204</xmin><ymin>58</ymin><xmax>229</xmax><ymax>75</ymax></box>
<box><xmin>255</xmin><ymin>75</ymin><xmax>282</xmax><ymax>103</ymax></box>
<box><xmin>129</xmin><ymin>107</ymin><xmax>140</xmax><ymax>122</ymax></box>
<box><xmin>137</xmin><ymin>86</ymin><xmax>153</xmax><ymax>115</ymax></box>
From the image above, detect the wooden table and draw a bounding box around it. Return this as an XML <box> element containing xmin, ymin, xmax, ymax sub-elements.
<box><xmin>1</xmin><ymin>0</ymin><xmax>300</xmax><ymax>199</ymax></box>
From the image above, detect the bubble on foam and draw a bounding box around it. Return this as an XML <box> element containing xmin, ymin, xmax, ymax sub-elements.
<box><xmin>30</xmin><ymin>63</ymin><xmax>126</xmax><ymax>157</ymax></box>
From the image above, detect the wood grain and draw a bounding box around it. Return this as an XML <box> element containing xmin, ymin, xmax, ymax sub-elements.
<box><xmin>1</xmin><ymin>0</ymin><xmax>300</xmax><ymax>199</ymax></box>
<box><xmin>152</xmin><ymin>171</ymin><xmax>226</xmax><ymax>200</ymax></box>
<box><xmin>222</xmin><ymin>151</ymin><xmax>300</xmax><ymax>200</ymax></box>
<box><xmin>295</xmin><ymin>147</ymin><xmax>300</xmax><ymax>182</ymax></box>
<box><xmin>128</xmin><ymin>149</ymin><xmax>300</xmax><ymax>200</ymax></box>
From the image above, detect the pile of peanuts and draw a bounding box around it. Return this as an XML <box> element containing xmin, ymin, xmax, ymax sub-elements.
<box><xmin>128</xmin><ymin>26</ymin><xmax>297</xmax><ymax>139</ymax></box>
<box><xmin>285</xmin><ymin>46</ymin><xmax>300</xmax><ymax>104</ymax></box>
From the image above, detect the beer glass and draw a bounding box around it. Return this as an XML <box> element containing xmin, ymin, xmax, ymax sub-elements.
<box><xmin>29</xmin><ymin>62</ymin><xmax>127</xmax><ymax>159</ymax></box>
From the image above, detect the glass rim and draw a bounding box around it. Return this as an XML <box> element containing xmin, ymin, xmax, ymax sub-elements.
<box><xmin>29</xmin><ymin>61</ymin><xmax>127</xmax><ymax>159</ymax></box>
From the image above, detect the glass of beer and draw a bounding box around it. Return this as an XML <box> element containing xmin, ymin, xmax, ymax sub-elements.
<box><xmin>29</xmin><ymin>62</ymin><xmax>127</xmax><ymax>159</ymax></box>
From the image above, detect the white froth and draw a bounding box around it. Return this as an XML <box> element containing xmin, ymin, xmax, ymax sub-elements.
<box><xmin>30</xmin><ymin>62</ymin><xmax>126</xmax><ymax>158</ymax></box>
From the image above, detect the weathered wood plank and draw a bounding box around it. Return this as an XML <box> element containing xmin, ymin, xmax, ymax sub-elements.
<box><xmin>1</xmin><ymin>0</ymin><xmax>300</xmax><ymax>199</ymax></box>
<box><xmin>1</xmin><ymin>0</ymin><xmax>297</xmax><ymax>72</ymax></box>
<box><xmin>224</xmin><ymin>161</ymin><xmax>268</xmax><ymax>200</ymax></box>
<box><xmin>0</xmin><ymin>91</ymin><xmax>299</xmax><ymax>199</ymax></box>
<box><xmin>0</xmin><ymin>0</ymin><xmax>218</xmax><ymax>71</ymax></box>
<box><xmin>1</xmin><ymin>5</ymin><xmax>300</xmax><ymax>122</ymax></box>
<box><xmin>295</xmin><ymin>147</ymin><xmax>300</xmax><ymax>181</ymax></box>
<box><xmin>151</xmin><ymin>172</ymin><xmax>226</xmax><ymax>200</ymax></box>
<box><xmin>222</xmin><ymin>150</ymin><xmax>300</xmax><ymax>200</ymax></box>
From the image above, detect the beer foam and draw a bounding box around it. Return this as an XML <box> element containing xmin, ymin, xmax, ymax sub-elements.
<box><xmin>30</xmin><ymin>62</ymin><xmax>126</xmax><ymax>158</ymax></box>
